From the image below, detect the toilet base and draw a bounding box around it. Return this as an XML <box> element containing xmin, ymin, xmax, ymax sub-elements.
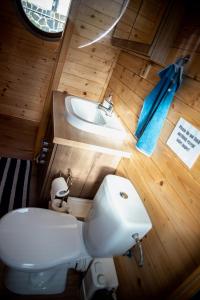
<box><xmin>5</xmin><ymin>265</ymin><xmax>69</xmax><ymax>295</ymax></box>
<box><xmin>4</xmin><ymin>221</ymin><xmax>92</xmax><ymax>295</ymax></box>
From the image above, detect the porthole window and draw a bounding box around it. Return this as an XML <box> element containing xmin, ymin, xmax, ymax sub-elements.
<box><xmin>16</xmin><ymin>0</ymin><xmax>71</xmax><ymax>40</ymax></box>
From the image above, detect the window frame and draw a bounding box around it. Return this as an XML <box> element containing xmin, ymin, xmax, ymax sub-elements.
<box><xmin>15</xmin><ymin>0</ymin><xmax>65</xmax><ymax>41</ymax></box>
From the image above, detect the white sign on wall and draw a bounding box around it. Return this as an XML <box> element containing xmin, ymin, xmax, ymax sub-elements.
<box><xmin>167</xmin><ymin>118</ymin><xmax>200</xmax><ymax>169</ymax></box>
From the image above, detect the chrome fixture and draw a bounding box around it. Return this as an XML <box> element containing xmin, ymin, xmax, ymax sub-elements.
<box><xmin>98</xmin><ymin>94</ymin><xmax>113</xmax><ymax>117</ymax></box>
<box><xmin>132</xmin><ymin>233</ymin><xmax>144</xmax><ymax>267</ymax></box>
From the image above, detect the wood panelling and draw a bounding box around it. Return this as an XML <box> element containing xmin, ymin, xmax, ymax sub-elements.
<box><xmin>105</xmin><ymin>8</ymin><xmax>200</xmax><ymax>296</ymax></box>
<box><xmin>0</xmin><ymin>114</ymin><xmax>38</xmax><ymax>160</ymax></box>
<box><xmin>0</xmin><ymin>1</ymin><xmax>59</xmax><ymax>123</ymax></box>
<box><xmin>40</xmin><ymin>144</ymin><xmax>120</xmax><ymax>205</ymax></box>
<box><xmin>0</xmin><ymin>0</ymin><xmax>59</xmax><ymax>158</ymax></box>
<box><xmin>34</xmin><ymin>0</ymin><xmax>81</xmax><ymax>155</ymax></box>
<box><xmin>112</xmin><ymin>0</ymin><xmax>185</xmax><ymax>66</ymax></box>
<box><xmin>58</xmin><ymin>0</ymin><xmax>121</xmax><ymax>101</ymax></box>
<box><xmin>164</xmin><ymin>1</ymin><xmax>200</xmax><ymax>82</ymax></box>
<box><xmin>168</xmin><ymin>265</ymin><xmax>200</xmax><ymax>299</ymax></box>
<box><xmin>113</xmin><ymin>0</ymin><xmax>168</xmax><ymax>45</ymax></box>
<box><xmin>35</xmin><ymin>0</ymin><xmax>122</xmax><ymax>156</ymax></box>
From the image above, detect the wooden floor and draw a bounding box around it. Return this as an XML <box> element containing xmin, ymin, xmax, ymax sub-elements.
<box><xmin>0</xmin><ymin>114</ymin><xmax>38</xmax><ymax>160</ymax></box>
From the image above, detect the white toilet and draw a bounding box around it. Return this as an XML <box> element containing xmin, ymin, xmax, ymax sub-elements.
<box><xmin>0</xmin><ymin>175</ymin><xmax>152</xmax><ymax>295</ymax></box>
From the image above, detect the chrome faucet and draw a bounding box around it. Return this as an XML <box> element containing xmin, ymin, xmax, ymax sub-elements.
<box><xmin>98</xmin><ymin>94</ymin><xmax>113</xmax><ymax>116</ymax></box>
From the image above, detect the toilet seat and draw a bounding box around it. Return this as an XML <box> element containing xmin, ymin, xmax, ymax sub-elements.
<box><xmin>0</xmin><ymin>208</ymin><xmax>82</xmax><ymax>271</ymax></box>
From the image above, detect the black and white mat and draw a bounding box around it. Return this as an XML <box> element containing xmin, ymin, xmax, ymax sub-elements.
<box><xmin>0</xmin><ymin>157</ymin><xmax>32</xmax><ymax>218</ymax></box>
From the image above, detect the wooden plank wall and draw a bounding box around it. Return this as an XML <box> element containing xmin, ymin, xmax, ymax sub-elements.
<box><xmin>0</xmin><ymin>114</ymin><xmax>38</xmax><ymax>160</ymax></box>
<box><xmin>58</xmin><ymin>0</ymin><xmax>122</xmax><ymax>101</ymax></box>
<box><xmin>113</xmin><ymin>0</ymin><xmax>168</xmax><ymax>45</ymax></box>
<box><xmin>0</xmin><ymin>1</ymin><xmax>59</xmax><ymax>159</ymax></box>
<box><xmin>41</xmin><ymin>144</ymin><xmax>120</xmax><ymax>204</ymax></box>
<box><xmin>34</xmin><ymin>0</ymin><xmax>80</xmax><ymax>156</ymax></box>
<box><xmin>104</xmin><ymin>5</ymin><xmax>200</xmax><ymax>298</ymax></box>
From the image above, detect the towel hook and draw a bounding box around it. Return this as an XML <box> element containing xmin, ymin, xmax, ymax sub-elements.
<box><xmin>175</xmin><ymin>54</ymin><xmax>191</xmax><ymax>67</ymax></box>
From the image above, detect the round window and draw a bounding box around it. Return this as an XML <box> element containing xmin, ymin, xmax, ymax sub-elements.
<box><xmin>16</xmin><ymin>0</ymin><xmax>71</xmax><ymax>40</ymax></box>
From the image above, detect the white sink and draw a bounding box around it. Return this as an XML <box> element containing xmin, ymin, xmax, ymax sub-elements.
<box><xmin>65</xmin><ymin>96</ymin><xmax>126</xmax><ymax>140</ymax></box>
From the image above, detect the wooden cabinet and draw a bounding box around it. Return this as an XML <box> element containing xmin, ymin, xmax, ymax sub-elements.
<box><xmin>112</xmin><ymin>0</ymin><xmax>185</xmax><ymax>65</ymax></box>
<box><xmin>37</xmin><ymin>91</ymin><xmax>131</xmax><ymax>206</ymax></box>
<box><xmin>39</xmin><ymin>142</ymin><xmax>121</xmax><ymax>205</ymax></box>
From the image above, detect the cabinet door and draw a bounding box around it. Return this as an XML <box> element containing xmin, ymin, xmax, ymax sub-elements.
<box><xmin>113</xmin><ymin>0</ymin><xmax>168</xmax><ymax>45</ymax></box>
<box><xmin>112</xmin><ymin>0</ymin><xmax>184</xmax><ymax>65</ymax></box>
<box><xmin>40</xmin><ymin>144</ymin><xmax>121</xmax><ymax>204</ymax></box>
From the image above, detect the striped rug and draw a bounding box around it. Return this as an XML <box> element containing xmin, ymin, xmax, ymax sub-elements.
<box><xmin>0</xmin><ymin>157</ymin><xmax>32</xmax><ymax>218</ymax></box>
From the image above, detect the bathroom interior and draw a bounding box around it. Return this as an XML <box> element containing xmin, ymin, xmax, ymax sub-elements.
<box><xmin>0</xmin><ymin>0</ymin><xmax>200</xmax><ymax>299</ymax></box>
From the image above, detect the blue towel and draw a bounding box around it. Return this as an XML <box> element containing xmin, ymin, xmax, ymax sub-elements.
<box><xmin>134</xmin><ymin>60</ymin><xmax>184</xmax><ymax>156</ymax></box>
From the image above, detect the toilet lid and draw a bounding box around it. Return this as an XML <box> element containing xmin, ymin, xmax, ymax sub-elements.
<box><xmin>0</xmin><ymin>208</ymin><xmax>81</xmax><ymax>270</ymax></box>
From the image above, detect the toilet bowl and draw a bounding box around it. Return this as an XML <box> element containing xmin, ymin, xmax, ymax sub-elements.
<box><xmin>0</xmin><ymin>175</ymin><xmax>152</xmax><ymax>295</ymax></box>
<box><xmin>0</xmin><ymin>208</ymin><xmax>91</xmax><ymax>294</ymax></box>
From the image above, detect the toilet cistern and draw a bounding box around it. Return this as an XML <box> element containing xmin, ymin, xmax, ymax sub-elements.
<box><xmin>83</xmin><ymin>175</ymin><xmax>152</xmax><ymax>258</ymax></box>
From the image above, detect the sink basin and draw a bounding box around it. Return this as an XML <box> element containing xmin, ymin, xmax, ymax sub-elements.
<box><xmin>65</xmin><ymin>96</ymin><xmax>126</xmax><ymax>140</ymax></box>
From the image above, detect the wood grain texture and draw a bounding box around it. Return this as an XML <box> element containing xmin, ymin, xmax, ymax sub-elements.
<box><xmin>112</xmin><ymin>0</ymin><xmax>185</xmax><ymax>66</ymax></box>
<box><xmin>0</xmin><ymin>114</ymin><xmax>38</xmax><ymax>160</ymax></box>
<box><xmin>164</xmin><ymin>1</ymin><xmax>200</xmax><ymax>82</ymax></box>
<box><xmin>58</xmin><ymin>0</ymin><xmax>121</xmax><ymax>101</ymax></box>
<box><xmin>41</xmin><ymin>144</ymin><xmax>120</xmax><ymax>203</ymax></box>
<box><xmin>34</xmin><ymin>0</ymin><xmax>80</xmax><ymax>156</ymax></box>
<box><xmin>113</xmin><ymin>0</ymin><xmax>168</xmax><ymax>45</ymax></box>
<box><xmin>105</xmin><ymin>8</ymin><xmax>200</xmax><ymax>297</ymax></box>
<box><xmin>150</xmin><ymin>0</ymin><xmax>185</xmax><ymax>65</ymax></box>
<box><xmin>0</xmin><ymin>0</ymin><xmax>59</xmax><ymax>159</ymax></box>
<box><xmin>168</xmin><ymin>265</ymin><xmax>200</xmax><ymax>299</ymax></box>
<box><xmin>0</xmin><ymin>1</ymin><xmax>59</xmax><ymax>123</ymax></box>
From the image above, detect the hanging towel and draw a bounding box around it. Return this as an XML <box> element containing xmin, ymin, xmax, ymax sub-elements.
<box><xmin>134</xmin><ymin>56</ymin><xmax>189</xmax><ymax>156</ymax></box>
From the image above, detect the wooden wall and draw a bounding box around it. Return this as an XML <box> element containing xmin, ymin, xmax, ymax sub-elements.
<box><xmin>58</xmin><ymin>0</ymin><xmax>122</xmax><ymax>101</ymax></box>
<box><xmin>0</xmin><ymin>1</ymin><xmax>59</xmax><ymax>159</ymax></box>
<box><xmin>113</xmin><ymin>0</ymin><xmax>168</xmax><ymax>45</ymax></box>
<box><xmin>104</xmin><ymin>5</ymin><xmax>200</xmax><ymax>298</ymax></box>
<box><xmin>41</xmin><ymin>144</ymin><xmax>121</xmax><ymax>205</ymax></box>
<box><xmin>0</xmin><ymin>0</ymin><xmax>121</xmax><ymax>159</ymax></box>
